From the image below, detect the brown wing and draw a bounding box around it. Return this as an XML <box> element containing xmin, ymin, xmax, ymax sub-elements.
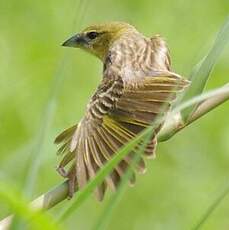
<box><xmin>55</xmin><ymin>71</ymin><xmax>189</xmax><ymax>200</ymax></box>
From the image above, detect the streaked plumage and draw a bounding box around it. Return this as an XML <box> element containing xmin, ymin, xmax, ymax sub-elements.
<box><xmin>56</xmin><ymin>22</ymin><xmax>189</xmax><ymax>200</ymax></box>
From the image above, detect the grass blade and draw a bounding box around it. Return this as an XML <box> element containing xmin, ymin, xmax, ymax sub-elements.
<box><xmin>93</xmin><ymin>133</ymin><xmax>153</xmax><ymax>230</ymax></box>
<box><xmin>24</xmin><ymin>0</ymin><xmax>91</xmax><ymax>198</ymax></box>
<box><xmin>192</xmin><ymin>185</ymin><xmax>229</xmax><ymax>230</ymax></box>
<box><xmin>181</xmin><ymin>17</ymin><xmax>229</xmax><ymax>121</ymax></box>
<box><xmin>10</xmin><ymin>1</ymin><xmax>91</xmax><ymax>228</ymax></box>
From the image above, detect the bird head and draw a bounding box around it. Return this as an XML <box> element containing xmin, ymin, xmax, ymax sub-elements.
<box><xmin>62</xmin><ymin>22</ymin><xmax>136</xmax><ymax>60</ymax></box>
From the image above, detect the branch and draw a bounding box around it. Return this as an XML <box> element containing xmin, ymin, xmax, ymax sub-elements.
<box><xmin>158</xmin><ymin>83</ymin><xmax>229</xmax><ymax>141</ymax></box>
<box><xmin>0</xmin><ymin>83</ymin><xmax>229</xmax><ymax>229</ymax></box>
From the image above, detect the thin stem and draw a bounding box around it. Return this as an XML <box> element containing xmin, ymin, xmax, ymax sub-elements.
<box><xmin>191</xmin><ymin>185</ymin><xmax>229</xmax><ymax>230</ymax></box>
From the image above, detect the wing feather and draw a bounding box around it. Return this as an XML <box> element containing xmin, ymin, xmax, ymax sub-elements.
<box><xmin>54</xmin><ymin>124</ymin><xmax>77</xmax><ymax>144</ymax></box>
<box><xmin>84</xmin><ymin>138</ymin><xmax>106</xmax><ymax>200</ymax></box>
<box><xmin>55</xmin><ymin>71</ymin><xmax>190</xmax><ymax>200</ymax></box>
<box><xmin>76</xmin><ymin>137</ymin><xmax>88</xmax><ymax>189</ymax></box>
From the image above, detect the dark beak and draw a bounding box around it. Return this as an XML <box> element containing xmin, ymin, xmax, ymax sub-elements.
<box><xmin>62</xmin><ymin>34</ymin><xmax>87</xmax><ymax>47</ymax></box>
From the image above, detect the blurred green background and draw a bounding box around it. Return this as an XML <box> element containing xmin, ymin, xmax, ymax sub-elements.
<box><xmin>0</xmin><ymin>0</ymin><xmax>229</xmax><ymax>229</ymax></box>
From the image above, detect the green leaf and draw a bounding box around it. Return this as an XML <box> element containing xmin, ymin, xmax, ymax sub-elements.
<box><xmin>0</xmin><ymin>182</ymin><xmax>62</xmax><ymax>230</ymax></box>
<box><xmin>181</xmin><ymin>17</ymin><xmax>229</xmax><ymax>121</ymax></box>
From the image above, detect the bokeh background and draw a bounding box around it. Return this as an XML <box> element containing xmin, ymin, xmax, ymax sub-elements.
<box><xmin>0</xmin><ymin>0</ymin><xmax>229</xmax><ymax>229</ymax></box>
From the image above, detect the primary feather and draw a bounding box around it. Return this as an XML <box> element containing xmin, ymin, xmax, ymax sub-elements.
<box><xmin>56</xmin><ymin>22</ymin><xmax>190</xmax><ymax>200</ymax></box>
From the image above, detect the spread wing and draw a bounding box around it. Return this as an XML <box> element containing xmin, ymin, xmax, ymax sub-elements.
<box><xmin>55</xmin><ymin>71</ymin><xmax>189</xmax><ymax>200</ymax></box>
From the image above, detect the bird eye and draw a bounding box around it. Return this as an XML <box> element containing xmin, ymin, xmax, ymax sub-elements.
<box><xmin>87</xmin><ymin>31</ymin><xmax>99</xmax><ymax>40</ymax></box>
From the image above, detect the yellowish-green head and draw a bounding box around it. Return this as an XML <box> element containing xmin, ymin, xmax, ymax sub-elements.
<box><xmin>62</xmin><ymin>22</ymin><xmax>136</xmax><ymax>60</ymax></box>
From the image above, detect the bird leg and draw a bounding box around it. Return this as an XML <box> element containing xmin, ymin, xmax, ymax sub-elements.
<box><xmin>57</xmin><ymin>165</ymin><xmax>77</xmax><ymax>198</ymax></box>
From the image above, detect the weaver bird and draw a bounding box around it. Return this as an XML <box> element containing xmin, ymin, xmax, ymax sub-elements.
<box><xmin>55</xmin><ymin>22</ymin><xmax>189</xmax><ymax>200</ymax></box>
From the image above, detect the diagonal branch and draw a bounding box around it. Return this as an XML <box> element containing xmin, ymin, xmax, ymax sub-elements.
<box><xmin>158</xmin><ymin>83</ymin><xmax>229</xmax><ymax>141</ymax></box>
<box><xmin>0</xmin><ymin>83</ymin><xmax>228</xmax><ymax>230</ymax></box>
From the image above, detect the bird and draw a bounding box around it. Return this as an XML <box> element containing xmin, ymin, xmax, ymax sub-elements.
<box><xmin>55</xmin><ymin>21</ymin><xmax>190</xmax><ymax>200</ymax></box>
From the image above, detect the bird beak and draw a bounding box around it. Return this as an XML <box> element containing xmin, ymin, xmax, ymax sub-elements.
<box><xmin>62</xmin><ymin>34</ymin><xmax>88</xmax><ymax>47</ymax></box>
